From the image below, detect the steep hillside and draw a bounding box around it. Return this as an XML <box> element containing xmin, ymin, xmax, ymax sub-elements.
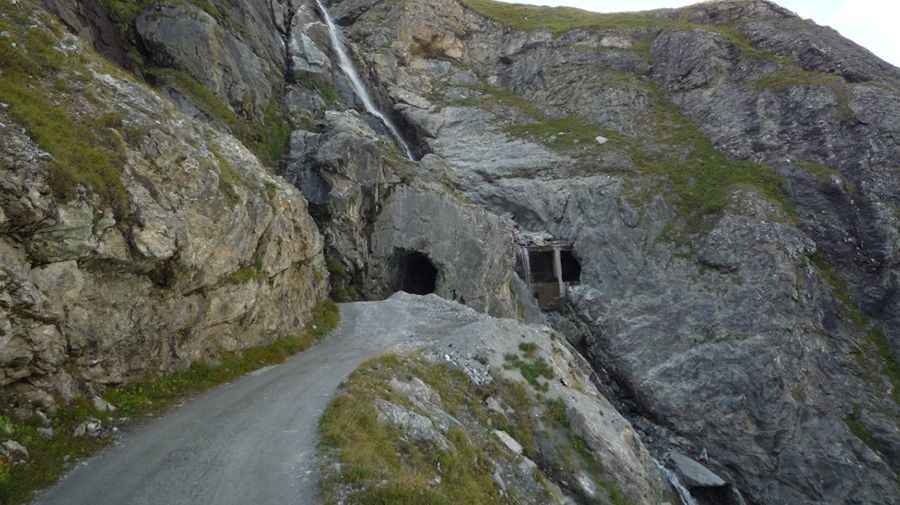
<box><xmin>0</xmin><ymin>0</ymin><xmax>898</xmax><ymax>504</ymax></box>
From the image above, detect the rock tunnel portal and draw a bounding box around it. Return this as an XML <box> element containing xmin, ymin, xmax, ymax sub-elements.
<box><xmin>393</xmin><ymin>250</ymin><xmax>438</xmax><ymax>295</ymax></box>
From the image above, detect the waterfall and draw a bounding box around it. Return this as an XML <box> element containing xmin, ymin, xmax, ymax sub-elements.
<box><xmin>518</xmin><ymin>246</ymin><xmax>532</xmax><ymax>286</ymax></box>
<box><xmin>553</xmin><ymin>246</ymin><xmax>565</xmax><ymax>299</ymax></box>
<box><xmin>314</xmin><ymin>0</ymin><xmax>415</xmax><ymax>160</ymax></box>
<box><xmin>655</xmin><ymin>461</ymin><xmax>700</xmax><ymax>505</ymax></box>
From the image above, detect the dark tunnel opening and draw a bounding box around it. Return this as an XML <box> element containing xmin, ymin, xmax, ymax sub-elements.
<box><xmin>560</xmin><ymin>249</ymin><xmax>581</xmax><ymax>283</ymax></box>
<box><xmin>394</xmin><ymin>250</ymin><xmax>438</xmax><ymax>295</ymax></box>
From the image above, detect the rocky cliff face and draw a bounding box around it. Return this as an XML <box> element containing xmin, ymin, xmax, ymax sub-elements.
<box><xmin>1</xmin><ymin>0</ymin><xmax>328</xmax><ymax>416</ymax></box>
<box><xmin>306</xmin><ymin>0</ymin><xmax>899</xmax><ymax>503</ymax></box>
<box><xmin>2</xmin><ymin>0</ymin><xmax>899</xmax><ymax>503</ymax></box>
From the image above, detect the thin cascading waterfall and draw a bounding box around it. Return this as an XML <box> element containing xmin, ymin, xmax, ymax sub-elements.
<box><xmin>655</xmin><ymin>461</ymin><xmax>700</xmax><ymax>505</ymax></box>
<box><xmin>314</xmin><ymin>0</ymin><xmax>415</xmax><ymax>160</ymax></box>
<box><xmin>518</xmin><ymin>246</ymin><xmax>532</xmax><ymax>287</ymax></box>
<box><xmin>553</xmin><ymin>246</ymin><xmax>565</xmax><ymax>298</ymax></box>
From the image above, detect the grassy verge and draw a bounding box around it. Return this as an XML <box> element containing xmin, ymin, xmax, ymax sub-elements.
<box><xmin>453</xmin><ymin>85</ymin><xmax>603</xmax><ymax>154</ymax></box>
<box><xmin>0</xmin><ymin>300</ymin><xmax>339</xmax><ymax>505</ymax></box>
<box><xmin>577</xmin><ymin>81</ymin><xmax>789</xmax><ymax>234</ymax></box>
<box><xmin>809</xmin><ymin>252</ymin><xmax>867</xmax><ymax>328</ymax></box>
<box><xmin>320</xmin><ymin>353</ymin><xmax>633</xmax><ymax>505</ymax></box>
<box><xmin>507</xmin><ymin>116</ymin><xmax>604</xmax><ymax>151</ymax></box>
<box><xmin>810</xmin><ymin>253</ymin><xmax>900</xmax><ymax>406</ymax></box>
<box><xmin>866</xmin><ymin>327</ymin><xmax>900</xmax><ymax>405</ymax></box>
<box><xmin>798</xmin><ymin>160</ymin><xmax>841</xmax><ymax>181</ymax></box>
<box><xmin>319</xmin><ymin>355</ymin><xmax>506</xmax><ymax>505</ymax></box>
<box><xmin>503</xmin><ymin>343</ymin><xmax>555</xmax><ymax>392</ymax></box>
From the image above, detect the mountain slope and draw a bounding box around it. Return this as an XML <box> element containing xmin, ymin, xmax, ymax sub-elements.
<box><xmin>0</xmin><ymin>0</ymin><xmax>898</xmax><ymax>504</ymax></box>
<box><xmin>314</xmin><ymin>0</ymin><xmax>900</xmax><ymax>503</ymax></box>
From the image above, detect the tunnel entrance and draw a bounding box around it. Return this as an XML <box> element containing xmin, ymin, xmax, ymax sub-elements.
<box><xmin>517</xmin><ymin>241</ymin><xmax>581</xmax><ymax>310</ymax></box>
<box><xmin>394</xmin><ymin>250</ymin><xmax>438</xmax><ymax>295</ymax></box>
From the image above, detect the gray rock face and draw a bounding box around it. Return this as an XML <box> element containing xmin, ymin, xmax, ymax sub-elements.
<box><xmin>283</xmin><ymin>110</ymin><xmax>518</xmax><ymax>316</ymax></box>
<box><xmin>135</xmin><ymin>4</ymin><xmax>276</xmax><ymax>119</ymax></box>
<box><xmin>374</xmin><ymin>398</ymin><xmax>449</xmax><ymax>449</ymax></box>
<box><xmin>370</xmin><ymin>184</ymin><xmax>518</xmax><ymax>317</ymax></box>
<box><xmin>668</xmin><ymin>452</ymin><xmax>726</xmax><ymax>489</ymax></box>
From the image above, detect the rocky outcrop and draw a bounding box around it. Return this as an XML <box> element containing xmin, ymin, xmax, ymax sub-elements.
<box><xmin>369</xmin><ymin>183</ymin><xmax>518</xmax><ymax>316</ymax></box>
<box><xmin>1</xmin><ymin>0</ymin><xmax>328</xmax><ymax>415</ymax></box>
<box><xmin>283</xmin><ymin>110</ymin><xmax>519</xmax><ymax>316</ymax></box>
<box><xmin>320</xmin><ymin>293</ymin><xmax>674</xmax><ymax>505</ymax></box>
<box><xmin>134</xmin><ymin>4</ymin><xmax>279</xmax><ymax>119</ymax></box>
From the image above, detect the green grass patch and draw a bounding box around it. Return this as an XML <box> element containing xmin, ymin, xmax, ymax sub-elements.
<box><xmin>225</xmin><ymin>265</ymin><xmax>262</xmax><ymax>285</ymax></box>
<box><xmin>453</xmin><ymin>83</ymin><xmax>544</xmax><ymax>119</ymax></box>
<box><xmin>148</xmin><ymin>67</ymin><xmax>240</xmax><ymax>127</ymax></box>
<box><xmin>147</xmin><ymin>68</ymin><xmax>290</xmax><ymax>168</ymax></box>
<box><xmin>0</xmin><ymin>300</ymin><xmax>339</xmax><ymax>505</ymax></box>
<box><xmin>460</xmin><ymin>0</ymin><xmax>678</xmax><ymax>34</ymax></box>
<box><xmin>621</xmin><ymin>84</ymin><xmax>789</xmax><ymax>232</ymax></box>
<box><xmin>544</xmin><ymin>398</ymin><xmax>568</xmax><ymax>427</ymax></box>
<box><xmin>707</xmin><ymin>24</ymin><xmax>784</xmax><ymax>62</ymax></box>
<box><xmin>866</xmin><ymin>327</ymin><xmax>900</xmax><ymax>405</ymax></box>
<box><xmin>810</xmin><ymin>252</ymin><xmax>867</xmax><ymax>328</ymax></box>
<box><xmin>320</xmin><ymin>355</ymin><xmax>506</xmax><ymax>505</ymax></box>
<box><xmin>810</xmin><ymin>255</ymin><xmax>900</xmax><ymax>404</ymax></box>
<box><xmin>455</xmin><ymin>86</ymin><xmax>604</xmax><ymax>154</ymax></box>
<box><xmin>0</xmin><ymin>10</ymin><xmax>130</xmax><ymax>220</ymax></box>
<box><xmin>845</xmin><ymin>406</ymin><xmax>879</xmax><ymax>453</ymax></box>
<box><xmin>259</xmin><ymin>99</ymin><xmax>291</xmax><ymax>168</ymax></box>
<box><xmin>100</xmin><ymin>0</ymin><xmax>228</xmax><ymax>32</ymax></box>
<box><xmin>753</xmin><ymin>67</ymin><xmax>854</xmax><ymax>121</ymax></box>
<box><xmin>506</xmin><ymin>115</ymin><xmax>604</xmax><ymax>151</ymax></box>
<box><xmin>518</xmin><ymin>342</ymin><xmax>539</xmax><ymax>357</ymax></box>
<box><xmin>542</xmin><ymin>396</ymin><xmax>632</xmax><ymax>505</ymax></box>
<box><xmin>320</xmin><ymin>353</ymin><xmax>637</xmax><ymax>505</ymax></box>
<box><xmin>460</xmin><ymin>0</ymin><xmax>783</xmax><ymax>64</ymax></box>
<box><xmin>0</xmin><ymin>399</ymin><xmax>118</xmax><ymax>505</ymax></box>
<box><xmin>503</xmin><ymin>353</ymin><xmax>554</xmax><ymax>391</ymax></box>
<box><xmin>296</xmin><ymin>74</ymin><xmax>339</xmax><ymax>106</ymax></box>
<box><xmin>798</xmin><ymin>160</ymin><xmax>840</xmax><ymax>180</ymax></box>
<box><xmin>207</xmin><ymin>145</ymin><xmax>244</xmax><ymax>204</ymax></box>
<box><xmin>456</xmin><ymin>78</ymin><xmax>788</xmax><ymax>231</ymax></box>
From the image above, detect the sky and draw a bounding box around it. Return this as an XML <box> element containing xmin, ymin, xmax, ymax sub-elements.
<box><xmin>495</xmin><ymin>0</ymin><xmax>900</xmax><ymax>67</ymax></box>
